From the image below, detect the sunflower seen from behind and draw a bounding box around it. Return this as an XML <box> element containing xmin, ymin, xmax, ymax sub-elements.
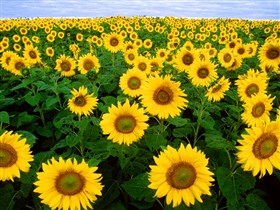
<box><xmin>241</xmin><ymin>93</ymin><xmax>274</xmax><ymax>127</ymax></box>
<box><xmin>100</xmin><ymin>99</ymin><xmax>149</xmax><ymax>145</ymax></box>
<box><xmin>119</xmin><ymin>68</ymin><xmax>147</xmax><ymax>97</ymax></box>
<box><xmin>148</xmin><ymin>143</ymin><xmax>214</xmax><ymax>208</ymax></box>
<box><xmin>140</xmin><ymin>74</ymin><xmax>188</xmax><ymax>119</ymax></box>
<box><xmin>34</xmin><ymin>157</ymin><xmax>103</xmax><ymax>210</ymax></box>
<box><xmin>0</xmin><ymin>131</ymin><xmax>33</xmax><ymax>181</ymax></box>
<box><xmin>68</xmin><ymin>86</ymin><xmax>98</xmax><ymax>117</ymax></box>
<box><xmin>236</xmin><ymin>120</ymin><xmax>280</xmax><ymax>178</ymax></box>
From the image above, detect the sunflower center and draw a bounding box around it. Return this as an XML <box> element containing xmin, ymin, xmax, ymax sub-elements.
<box><xmin>253</xmin><ymin>133</ymin><xmax>278</xmax><ymax>159</ymax></box>
<box><xmin>229</xmin><ymin>42</ymin><xmax>235</xmax><ymax>48</ymax></box>
<box><xmin>182</xmin><ymin>53</ymin><xmax>194</xmax><ymax>65</ymax></box>
<box><xmin>223</xmin><ymin>53</ymin><xmax>232</xmax><ymax>63</ymax></box>
<box><xmin>197</xmin><ymin>68</ymin><xmax>209</xmax><ymax>78</ymax></box>
<box><xmin>167</xmin><ymin>162</ymin><xmax>196</xmax><ymax>189</ymax></box>
<box><xmin>266</xmin><ymin>48</ymin><xmax>279</xmax><ymax>60</ymax></box>
<box><xmin>61</xmin><ymin>61</ymin><xmax>71</xmax><ymax>71</ymax></box>
<box><xmin>251</xmin><ymin>102</ymin><xmax>265</xmax><ymax>118</ymax></box>
<box><xmin>153</xmin><ymin>86</ymin><xmax>173</xmax><ymax>105</ymax></box>
<box><xmin>115</xmin><ymin>115</ymin><xmax>136</xmax><ymax>133</ymax></box>
<box><xmin>138</xmin><ymin>62</ymin><xmax>147</xmax><ymax>71</ymax></box>
<box><xmin>55</xmin><ymin>171</ymin><xmax>85</xmax><ymax>195</ymax></box>
<box><xmin>211</xmin><ymin>84</ymin><xmax>222</xmax><ymax>93</ymax></box>
<box><xmin>0</xmin><ymin>143</ymin><xmax>18</xmax><ymax>167</ymax></box>
<box><xmin>6</xmin><ymin>57</ymin><xmax>11</xmax><ymax>65</ymax></box>
<box><xmin>128</xmin><ymin>54</ymin><xmax>135</xmax><ymax>61</ymax></box>
<box><xmin>127</xmin><ymin>77</ymin><xmax>141</xmax><ymax>90</ymax></box>
<box><xmin>83</xmin><ymin>59</ymin><xmax>94</xmax><ymax>71</ymax></box>
<box><xmin>29</xmin><ymin>51</ymin><xmax>37</xmax><ymax>59</ymax></box>
<box><xmin>245</xmin><ymin>83</ymin><xmax>259</xmax><ymax>97</ymax></box>
<box><xmin>15</xmin><ymin>61</ymin><xmax>25</xmax><ymax>70</ymax></box>
<box><xmin>238</xmin><ymin>48</ymin><xmax>245</xmax><ymax>55</ymax></box>
<box><xmin>110</xmin><ymin>38</ymin><xmax>119</xmax><ymax>47</ymax></box>
<box><xmin>74</xmin><ymin>95</ymin><xmax>86</xmax><ymax>106</ymax></box>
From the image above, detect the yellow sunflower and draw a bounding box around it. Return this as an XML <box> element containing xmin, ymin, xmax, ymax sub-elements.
<box><xmin>132</xmin><ymin>55</ymin><xmax>151</xmax><ymax>74</ymax></box>
<box><xmin>174</xmin><ymin>48</ymin><xmax>198</xmax><ymax>73</ymax></box>
<box><xmin>124</xmin><ymin>49</ymin><xmax>138</xmax><ymax>65</ymax></box>
<box><xmin>119</xmin><ymin>68</ymin><xmax>147</xmax><ymax>97</ymax></box>
<box><xmin>148</xmin><ymin>143</ymin><xmax>214</xmax><ymax>208</ymax></box>
<box><xmin>140</xmin><ymin>74</ymin><xmax>188</xmax><ymax>119</ymax></box>
<box><xmin>258</xmin><ymin>41</ymin><xmax>280</xmax><ymax>67</ymax></box>
<box><xmin>103</xmin><ymin>32</ymin><xmax>124</xmax><ymax>53</ymax></box>
<box><xmin>235</xmin><ymin>69</ymin><xmax>268</xmax><ymax>102</ymax></box>
<box><xmin>23</xmin><ymin>45</ymin><xmax>42</xmax><ymax>65</ymax></box>
<box><xmin>241</xmin><ymin>93</ymin><xmax>274</xmax><ymax>127</ymax></box>
<box><xmin>0</xmin><ymin>51</ymin><xmax>18</xmax><ymax>72</ymax></box>
<box><xmin>68</xmin><ymin>86</ymin><xmax>98</xmax><ymax>117</ymax></box>
<box><xmin>206</xmin><ymin>76</ymin><xmax>231</xmax><ymax>102</ymax></box>
<box><xmin>9</xmin><ymin>56</ymin><xmax>29</xmax><ymax>76</ymax></box>
<box><xmin>0</xmin><ymin>131</ymin><xmax>33</xmax><ymax>181</ymax></box>
<box><xmin>78</xmin><ymin>53</ymin><xmax>100</xmax><ymax>74</ymax></box>
<box><xmin>34</xmin><ymin>157</ymin><xmax>103</xmax><ymax>210</ymax></box>
<box><xmin>188</xmin><ymin>60</ymin><xmax>218</xmax><ymax>87</ymax></box>
<box><xmin>217</xmin><ymin>48</ymin><xmax>235</xmax><ymax>69</ymax></box>
<box><xmin>99</xmin><ymin>99</ymin><xmax>149</xmax><ymax>145</ymax></box>
<box><xmin>46</xmin><ymin>47</ymin><xmax>54</xmax><ymax>57</ymax></box>
<box><xmin>236</xmin><ymin>120</ymin><xmax>280</xmax><ymax>178</ymax></box>
<box><xmin>55</xmin><ymin>54</ymin><xmax>76</xmax><ymax>77</ymax></box>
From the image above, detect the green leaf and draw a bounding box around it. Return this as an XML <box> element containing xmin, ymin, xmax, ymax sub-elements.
<box><xmin>167</xmin><ymin>116</ymin><xmax>189</xmax><ymax>127</ymax></box>
<box><xmin>66</xmin><ymin>133</ymin><xmax>80</xmax><ymax>147</ymax></box>
<box><xmin>0</xmin><ymin>183</ymin><xmax>15</xmax><ymax>210</ymax></box>
<box><xmin>0</xmin><ymin>111</ymin><xmax>10</xmax><ymax>124</ymax></box>
<box><xmin>205</xmin><ymin>133</ymin><xmax>234</xmax><ymax>150</ymax></box>
<box><xmin>0</xmin><ymin>97</ymin><xmax>15</xmax><ymax>109</ymax></box>
<box><xmin>45</xmin><ymin>96</ymin><xmax>59</xmax><ymax>109</ymax></box>
<box><xmin>106</xmin><ymin>200</ymin><xmax>126</xmax><ymax>210</ymax></box>
<box><xmin>144</xmin><ymin>133</ymin><xmax>167</xmax><ymax>151</ymax></box>
<box><xmin>246</xmin><ymin>192</ymin><xmax>270</xmax><ymax>210</ymax></box>
<box><xmin>121</xmin><ymin>173</ymin><xmax>155</xmax><ymax>202</ymax></box>
<box><xmin>17</xmin><ymin>130</ymin><xmax>37</xmax><ymax>145</ymax></box>
<box><xmin>24</xmin><ymin>92</ymin><xmax>41</xmax><ymax>106</ymax></box>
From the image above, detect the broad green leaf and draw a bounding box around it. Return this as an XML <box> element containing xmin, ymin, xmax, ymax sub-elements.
<box><xmin>24</xmin><ymin>92</ymin><xmax>41</xmax><ymax>106</ymax></box>
<box><xmin>17</xmin><ymin>130</ymin><xmax>37</xmax><ymax>145</ymax></box>
<box><xmin>144</xmin><ymin>133</ymin><xmax>167</xmax><ymax>151</ymax></box>
<box><xmin>205</xmin><ymin>133</ymin><xmax>234</xmax><ymax>150</ymax></box>
<box><xmin>167</xmin><ymin>116</ymin><xmax>189</xmax><ymax>127</ymax></box>
<box><xmin>246</xmin><ymin>192</ymin><xmax>270</xmax><ymax>210</ymax></box>
<box><xmin>121</xmin><ymin>173</ymin><xmax>155</xmax><ymax>202</ymax></box>
<box><xmin>0</xmin><ymin>111</ymin><xmax>10</xmax><ymax>124</ymax></box>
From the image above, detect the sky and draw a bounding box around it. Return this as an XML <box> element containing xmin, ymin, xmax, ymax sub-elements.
<box><xmin>0</xmin><ymin>0</ymin><xmax>279</xmax><ymax>20</ymax></box>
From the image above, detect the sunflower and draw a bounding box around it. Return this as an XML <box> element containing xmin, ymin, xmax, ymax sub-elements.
<box><xmin>34</xmin><ymin>157</ymin><xmax>103</xmax><ymax>210</ymax></box>
<box><xmin>143</xmin><ymin>38</ymin><xmax>153</xmax><ymax>49</ymax></box>
<box><xmin>236</xmin><ymin>120</ymin><xmax>280</xmax><ymax>178</ymax></box>
<box><xmin>156</xmin><ymin>48</ymin><xmax>170</xmax><ymax>62</ymax></box>
<box><xmin>55</xmin><ymin>54</ymin><xmax>76</xmax><ymax>77</ymax></box>
<box><xmin>227</xmin><ymin>55</ymin><xmax>243</xmax><ymax>71</ymax></box>
<box><xmin>217</xmin><ymin>48</ymin><xmax>235</xmax><ymax>69</ymax></box>
<box><xmin>9</xmin><ymin>56</ymin><xmax>29</xmax><ymax>76</ymax></box>
<box><xmin>132</xmin><ymin>55</ymin><xmax>151</xmax><ymax>74</ymax></box>
<box><xmin>119</xmin><ymin>68</ymin><xmax>147</xmax><ymax>97</ymax></box>
<box><xmin>188</xmin><ymin>60</ymin><xmax>218</xmax><ymax>87</ymax></box>
<box><xmin>23</xmin><ymin>45</ymin><xmax>42</xmax><ymax>65</ymax></box>
<box><xmin>124</xmin><ymin>49</ymin><xmax>138</xmax><ymax>65</ymax></box>
<box><xmin>68</xmin><ymin>86</ymin><xmax>98</xmax><ymax>117</ymax></box>
<box><xmin>78</xmin><ymin>53</ymin><xmax>100</xmax><ymax>74</ymax></box>
<box><xmin>140</xmin><ymin>74</ymin><xmax>188</xmax><ymax>119</ymax></box>
<box><xmin>0</xmin><ymin>51</ymin><xmax>18</xmax><ymax>72</ymax></box>
<box><xmin>175</xmin><ymin>48</ymin><xmax>198</xmax><ymax>73</ymax></box>
<box><xmin>148</xmin><ymin>143</ymin><xmax>214</xmax><ymax>208</ymax></box>
<box><xmin>233</xmin><ymin>43</ymin><xmax>249</xmax><ymax>58</ymax></box>
<box><xmin>258</xmin><ymin>41</ymin><xmax>280</xmax><ymax>67</ymax></box>
<box><xmin>103</xmin><ymin>32</ymin><xmax>124</xmax><ymax>53</ymax></box>
<box><xmin>206</xmin><ymin>76</ymin><xmax>231</xmax><ymax>102</ymax></box>
<box><xmin>236</xmin><ymin>69</ymin><xmax>268</xmax><ymax>102</ymax></box>
<box><xmin>99</xmin><ymin>99</ymin><xmax>149</xmax><ymax>145</ymax></box>
<box><xmin>46</xmin><ymin>47</ymin><xmax>54</xmax><ymax>57</ymax></box>
<box><xmin>0</xmin><ymin>131</ymin><xmax>33</xmax><ymax>181</ymax></box>
<box><xmin>241</xmin><ymin>93</ymin><xmax>274</xmax><ymax>127</ymax></box>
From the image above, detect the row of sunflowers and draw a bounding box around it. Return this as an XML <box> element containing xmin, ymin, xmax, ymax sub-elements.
<box><xmin>0</xmin><ymin>16</ymin><xmax>280</xmax><ymax>210</ymax></box>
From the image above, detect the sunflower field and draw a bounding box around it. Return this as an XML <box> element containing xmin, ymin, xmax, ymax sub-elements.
<box><xmin>0</xmin><ymin>16</ymin><xmax>280</xmax><ymax>210</ymax></box>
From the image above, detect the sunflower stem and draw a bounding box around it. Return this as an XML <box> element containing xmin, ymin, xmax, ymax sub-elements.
<box><xmin>193</xmin><ymin>96</ymin><xmax>206</xmax><ymax>146</ymax></box>
<box><xmin>78</xmin><ymin>114</ymin><xmax>85</xmax><ymax>157</ymax></box>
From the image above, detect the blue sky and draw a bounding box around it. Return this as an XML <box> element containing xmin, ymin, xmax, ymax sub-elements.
<box><xmin>0</xmin><ymin>0</ymin><xmax>279</xmax><ymax>19</ymax></box>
